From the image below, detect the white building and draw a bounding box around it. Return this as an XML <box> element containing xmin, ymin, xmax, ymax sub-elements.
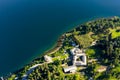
<box><xmin>71</xmin><ymin>48</ymin><xmax>87</xmax><ymax>66</ymax></box>
<box><xmin>63</xmin><ymin>48</ymin><xmax>87</xmax><ymax>73</ymax></box>
<box><xmin>73</xmin><ymin>54</ymin><xmax>87</xmax><ymax>66</ymax></box>
<box><xmin>44</xmin><ymin>55</ymin><xmax>52</xmax><ymax>62</ymax></box>
<box><xmin>70</xmin><ymin>48</ymin><xmax>83</xmax><ymax>55</ymax></box>
<box><xmin>63</xmin><ymin>66</ymin><xmax>77</xmax><ymax>73</ymax></box>
<box><xmin>88</xmin><ymin>59</ymin><xmax>98</xmax><ymax>63</ymax></box>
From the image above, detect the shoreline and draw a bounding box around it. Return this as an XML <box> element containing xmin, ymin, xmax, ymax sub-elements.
<box><xmin>41</xmin><ymin>16</ymin><xmax>118</xmax><ymax>56</ymax></box>
<box><xmin>4</xmin><ymin>34</ymin><xmax>66</xmax><ymax>78</ymax></box>
<box><xmin>4</xmin><ymin>16</ymin><xmax>116</xmax><ymax>78</ymax></box>
<box><xmin>44</xmin><ymin>34</ymin><xmax>65</xmax><ymax>55</ymax></box>
<box><xmin>5</xmin><ymin>16</ymin><xmax>120</xmax><ymax>80</ymax></box>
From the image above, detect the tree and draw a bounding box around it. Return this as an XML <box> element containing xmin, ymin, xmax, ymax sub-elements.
<box><xmin>47</xmin><ymin>71</ymin><xmax>51</xmax><ymax>80</ymax></box>
<box><xmin>54</xmin><ymin>60</ymin><xmax>61</xmax><ymax>66</ymax></box>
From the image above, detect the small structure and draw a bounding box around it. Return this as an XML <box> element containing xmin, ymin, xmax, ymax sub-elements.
<box><xmin>97</xmin><ymin>66</ymin><xmax>107</xmax><ymax>73</ymax></box>
<box><xmin>44</xmin><ymin>55</ymin><xmax>52</xmax><ymax>62</ymax></box>
<box><xmin>70</xmin><ymin>48</ymin><xmax>83</xmax><ymax>55</ymax></box>
<box><xmin>63</xmin><ymin>66</ymin><xmax>77</xmax><ymax>73</ymax></box>
<box><xmin>88</xmin><ymin>59</ymin><xmax>98</xmax><ymax>63</ymax></box>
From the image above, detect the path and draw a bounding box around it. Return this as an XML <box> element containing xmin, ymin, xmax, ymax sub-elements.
<box><xmin>22</xmin><ymin>61</ymin><xmax>52</xmax><ymax>80</ymax></box>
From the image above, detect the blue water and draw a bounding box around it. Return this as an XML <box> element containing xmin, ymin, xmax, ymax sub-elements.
<box><xmin>0</xmin><ymin>0</ymin><xmax>120</xmax><ymax>76</ymax></box>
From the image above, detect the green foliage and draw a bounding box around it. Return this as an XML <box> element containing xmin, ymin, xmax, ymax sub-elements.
<box><xmin>53</xmin><ymin>59</ymin><xmax>62</xmax><ymax>66</ymax></box>
<box><xmin>26</xmin><ymin>63</ymin><xmax>66</xmax><ymax>80</ymax></box>
<box><xmin>86</xmin><ymin>48</ymin><xmax>95</xmax><ymax>58</ymax></box>
<box><xmin>8</xmin><ymin>74</ymin><xmax>16</xmax><ymax>80</ymax></box>
<box><xmin>109</xmin><ymin>27</ymin><xmax>120</xmax><ymax>39</ymax></box>
<box><xmin>74</xmin><ymin>33</ymin><xmax>93</xmax><ymax>48</ymax></box>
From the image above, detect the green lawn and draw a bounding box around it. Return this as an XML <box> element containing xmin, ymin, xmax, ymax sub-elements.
<box><xmin>109</xmin><ymin>27</ymin><xmax>120</xmax><ymax>39</ymax></box>
<box><xmin>111</xmin><ymin>65</ymin><xmax>120</xmax><ymax>74</ymax></box>
<box><xmin>8</xmin><ymin>74</ymin><xmax>16</xmax><ymax>80</ymax></box>
<box><xmin>52</xmin><ymin>54</ymin><xmax>68</xmax><ymax>61</ymax></box>
<box><xmin>85</xmin><ymin>48</ymin><xmax>96</xmax><ymax>58</ymax></box>
<box><xmin>74</xmin><ymin>32</ymin><xmax>93</xmax><ymax>48</ymax></box>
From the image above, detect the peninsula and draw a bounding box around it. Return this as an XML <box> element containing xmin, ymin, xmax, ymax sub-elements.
<box><xmin>6</xmin><ymin>16</ymin><xmax>120</xmax><ymax>80</ymax></box>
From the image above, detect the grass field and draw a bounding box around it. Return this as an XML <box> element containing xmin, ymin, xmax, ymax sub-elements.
<box><xmin>109</xmin><ymin>27</ymin><xmax>120</xmax><ymax>39</ymax></box>
<box><xmin>85</xmin><ymin>48</ymin><xmax>96</xmax><ymax>58</ymax></box>
<box><xmin>74</xmin><ymin>32</ymin><xmax>93</xmax><ymax>48</ymax></box>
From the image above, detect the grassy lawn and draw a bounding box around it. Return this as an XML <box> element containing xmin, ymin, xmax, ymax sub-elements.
<box><xmin>52</xmin><ymin>54</ymin><xmax>68</xmax><ymax>61</ymax></box>
<box><xmin>86</xmin><ymin>46</ymin><xmax>103</xmax><ymax>59</ymax></box>
<box><xmin>8</xmin><ymin>74</ymin><xmax>16</xmax><ymax>80</ymax></box>
<box><xmin>85</xmin><ymin>48</ymin><xmax>96</xmax><ymax>58</ymax></box>
<box><xmin>109</xmin><ymin>27</ymin><xmax>120</xmax><ymax>39</ymax></box>
<box><xmin>74</xmin><ymin>32</ymin><xmax>93</xmax><ymax>48</ymax></box>
<box><xmin>65</xmin><ymin>33</ymin><xmax>72</xmax><ymax>37</ymax></box>
<box><xmin>111</xmin><ymin>65</ymin><xmax>120</xmax><ymax>74</ymax></box>
<box><xmin>65</xmin><ymin>73</ymin><xmax>85</xmax><ymax>80</ymax></box>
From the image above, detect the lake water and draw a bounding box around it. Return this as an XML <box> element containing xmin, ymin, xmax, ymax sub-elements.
<box><xmin>0</xmin><ymin>0</ymin><xmax>120</xmax><ymax>76</ymax></box>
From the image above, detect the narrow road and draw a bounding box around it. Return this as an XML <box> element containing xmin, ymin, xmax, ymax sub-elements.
<box><xmin>22</xmin><ymin>61</ymin><xmax>52</xmax><ymax>80</ymax></box>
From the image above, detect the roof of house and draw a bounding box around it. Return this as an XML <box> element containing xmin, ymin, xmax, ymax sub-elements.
<box><xmin>44</xmin><ymin>55</ymin><xmax>52</xmax><ymax>62</ymax></box>
<box><xmin>72</xmin><ymin>50</ymin><xmax>87</xmax><ymax>66</ymax></box>
<box><xmin>97</xmin><ymin>66</ymin><xmax>107</xmax><ymax>72</ymax></box>
<box><xmin>74</xmin><ymin>57</ymin><xmax>87</xmax><ymax>66</ymax></box>
<box><xmin>63</xmin><ymin>66</ymin><xmax>77</xmax><ymax>73</ymax></box>
<box><xmin>70</xmin><ymin>48</ymin><xmax>83</xmax><ymax>55</ymax></box>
